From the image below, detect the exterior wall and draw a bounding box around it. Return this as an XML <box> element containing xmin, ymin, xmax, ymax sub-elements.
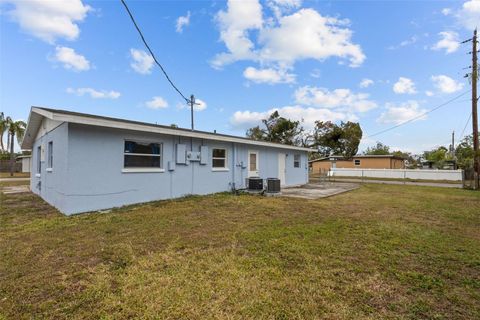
<box><xmin>21</xmin><ymin>157</ymin><xmax>31</xmax><ymax>173</ymax></box>
<box><xmin>39</xmin><ymin>124</ymin><xmax>308</xmax><ymax>215</ymax></box>
<box><xmin>329</xmin><ymin>168</ymin><xmax>463</xmax><ymax>181</ymax></box>
<box><xmin>311</xmin><ymin>157</ymin><xmax>405</xmax><ymax>173</ymax></box>
<box><xmin>31</xmin><ymin>122</ymin><xmax>69</xmax><ymax>213</ymax></box>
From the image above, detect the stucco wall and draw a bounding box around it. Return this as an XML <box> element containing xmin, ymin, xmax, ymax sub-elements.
<box><xmin>39</xmin><ymin>124</ymin><xmax>308</xmax><ymax>215</ymax></box>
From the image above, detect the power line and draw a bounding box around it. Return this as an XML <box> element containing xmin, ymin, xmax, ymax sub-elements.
<box><xmin>459</xmin><ymin>112</ymin><xmax>472</xmax><ymax>142</ymax></box>
<box><xmin>366</xmin><ymin>90</ymin><xmax>471</xmax><ymax>139</ymax></box>
<box><xmin>120</xmin><ymin>0</ymin><xmax>190</xmax><ymax>103</ymax></box>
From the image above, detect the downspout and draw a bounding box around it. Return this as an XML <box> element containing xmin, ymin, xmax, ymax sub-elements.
<box><xmin>232</xmin><ymin>142</ymin><xmax>236</xmax><ymax>192</ymax></box>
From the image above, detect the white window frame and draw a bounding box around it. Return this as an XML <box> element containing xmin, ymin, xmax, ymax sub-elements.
<box><xmin>46</xmin><ymin>141</ymin><xmax>53</xmax><ymax>172</ymax></box>
<box><xmin>212</xmin><ymin>148</ymin><xmax>229</xmax><ymax>171</ymax></box>
<box><xmin>293</xmin><ymin>154</ymin><xmax>301</xmax><ymax>168</ymax></box>
<box><xmin>122</xmin><ymin>139</ymin><xmax>165</xmax><ymax>173</ymax></box>
<box><xmin>36</xmin><ymin>145</ymin><xmax>41</xmax><ymax>175</ymax></box>
<box><xmin>354</xmin><ymin>159</ymin><xmax>361</xmax><ymax>166</ymax></box>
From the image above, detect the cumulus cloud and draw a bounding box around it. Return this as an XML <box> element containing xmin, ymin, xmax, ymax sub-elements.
<box><xmin>378</xmin><ymin>101</ymin><xmax>428</xmax><ymax>125</ymax></box>
<box><xmin>393</xmin><ymin>77</ymin><xmax>416</xmax><ymax>94</ymax></box>
<box><xmin>145</xmin><ymin>96</ymin><xmax>168</xmax><ymax>109</ymax></box>
<box><xmin>294</xmin><ymin>86</ymin><xmax>377</xmax><ymax>113</ymax></box>
<box><xmin>231</xmin><ymin>105</ymin><xmax>352</xmax><ymax>130</ymax></box>
<box><xmin>54</xmin><ymin>46</ymin><xmax>90</xmax><ymax>71</ymax></box>
<box><xmin>431</xmin><ymin>75</ymin><xmax>464</xmax><ymax>93</ymax></box>
<box><xmin>130</xmin><ymin>48</ymin><xmax>154</xmax><ymax>74</ymax></box>
<box><xmin>67</xmin><ymin>87</ymin><xmax>120</xmax><ymax>99</ymax></box>
<box><xmin>177</xmin><ymin>98</ymin><xmax>207</xmax><ymax>111</ymax></box>
<box><xmin>212</xmin><ymin>0</ymin><xmax>365</xmax><ymax>71</ymax></box>
<box><xmin>441</xmin><ymin>8</ymin><xmax>452</xmax><ymax>15</ymax></box>
<box><xmin>387</xmin><ymin>35</ymin><xmax>418</xmax><ymax>50</ymax></box>
<box><xmin>425</xmin><ymin>90</ymin><xmax>434</xmax><ymax>97</ymax></box>
<box><xmin>457</xmin><ymin>0</ymin><xmax>480</xmax><ymax>30</ymax></box>
<box><xmin>176</xmin><ymin>11</ymin><xmax>191</xmax><ymax>33</ymax></box>
<box><xmin>3</xmin><ymin>0</ymin><xmax>91</xmax><ymax>43</ymax></box>
<box><xmin>431</xmin><ymin>31</ymin><xmax>459</xmax><ymax>54</ymax></box>
<box><xmin>359</xmin><ymin>78</ymin><xmax>374</xmax><ymax>88</ymax></box>
<box><xmin>243</xmin><ymin>66</ymin><xmax>295</xmax><ymax>84</ymax></box>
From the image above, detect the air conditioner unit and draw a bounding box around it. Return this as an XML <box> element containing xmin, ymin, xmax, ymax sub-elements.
<box><xmin>266</xmin><ymin>178</ymin><xmax>281</xmax><ymax>193</ymax></box>
<box><xmin>248</xmin><ymin>177</ymin><xmax>263</xmax><ymax>190</ymax></box>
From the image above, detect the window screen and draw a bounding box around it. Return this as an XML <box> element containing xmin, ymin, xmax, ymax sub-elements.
<box><xmin>212</xmin><ymin>148</ymin><xmax>227</xmax><ymax>168</ymax></box>
<box><xmin>294</xmin><ymin>154</ymin><xmax>301</xmax><ymax>168</ymax></box>
<box><xmin>124</xmin><ymin>141</ymin><xmax>162</xmax><ymax>168</ymax></box>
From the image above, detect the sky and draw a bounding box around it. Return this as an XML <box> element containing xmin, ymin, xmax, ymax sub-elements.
<box><xmin>0</xmin><ymin>0</ymin><xmax>479</xmax><ymax>154</ymax></box>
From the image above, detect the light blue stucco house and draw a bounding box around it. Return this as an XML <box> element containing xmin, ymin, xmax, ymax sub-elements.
<box><xmin>21</xmin><ymin>107</ymin><xmax>312</xmax><ymax>215</ymax></box>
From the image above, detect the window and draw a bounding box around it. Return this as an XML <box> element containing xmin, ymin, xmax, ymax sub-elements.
<box><xmin>124</xmin><ymin>140</ymin><xmax>162</xmax><ymax>168</ymax></box>
<box><xmin>47</xmin><ymin>141</ymin><xmax>53</xmax><ymax>169</ymax></box>
<box><xmin>212</xmin><ymin>148</ymin><xmax>227</xmax><ymax>169</ymax></box>
<box><xmin>294</xmin><ymin>154</ymin><xmax>301</xmax><ymax>168</ymax></box>
<box><xmin>37</xmin><ymin>146</ymin><xmax>41</xmax><ymax>173</ymax></box>
<box><xmin>354</xmin><ymin>159</ymin><xmax>361</xmax><ymax>166</ymax></box>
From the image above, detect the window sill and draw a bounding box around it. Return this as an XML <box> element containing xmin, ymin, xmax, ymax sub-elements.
<box><xmin>122</xmin><ymin>168</ymin><xmax>165</xmax><ymax>173</ymax></box>
<box><xmin>46</xmin><ymin>168</ymin><xmax>53</xmax><ymax>172</ymax></box>
<box><xmin>212</xmin><ymin>168</ymin><xmax>229</xmax><ymax>172</ymax></box>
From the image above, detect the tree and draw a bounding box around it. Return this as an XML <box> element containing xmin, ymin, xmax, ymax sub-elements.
<box><xmin>424</xmin><ymin>146</ymin><xmax>449</xmax><ymax>169</ymax></box>
<box><xmin>0</xmin><ymin>112</ymin><xmax>7</xmax><ymax>152</ymax></box>
<box><xmin>7</xmin><ymin>119</ymin><xmax>26</xmax><ymax>176</ymax></box>
<box><xmin>246</xmin><ymin>111</ymin><xmax>304</xmax><ymax>145</ymax></box>
<box><xmin>364</xmin><ymin>142</ymin><xmax>390</xmax><ymax>155</ymax></box>
<box><xmin>313</xmin><ymin>121</ymin><xmax>362</xmax><ymax>159</ymax></box>
<box><xmin>455</xmin><ymin>134</ymin><xmax>476</xmax><ymax>169</ymax></box>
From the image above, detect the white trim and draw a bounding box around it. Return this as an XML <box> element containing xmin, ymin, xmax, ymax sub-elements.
<box><xmin>248</xmin><ymin>150</ymin><xmax>259</xmax><ymax>177</ymax></box>
<box><xmin>211</xmin><ymin>148</ymin><xmax>228</xmax><ymax>170</ymax></box>
<box><xmin>46</xmin><ymin>168</ymin><xmax>53</xmax><ymax>172</ymax></box>
<box><xmin>35</xmin><ymin>173</ymin><xmax>41</xmax><ymax>178</ymax></box>
<box><xmin>122</xmin><ymin>168</ymin><xmax>165</xmax><ymax>173</ymax></box>
<box><xmin>211</xmin><ymin>168</ymin><xmax>229</xmax><ymax>172</ymax></box>
<box><xmin>29</xmin><ymin>107</ymin><xmax>313</xmax><ymax>152</ymax></box>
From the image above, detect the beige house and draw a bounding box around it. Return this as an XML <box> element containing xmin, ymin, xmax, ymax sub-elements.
<box><xmin>310</xmin><ymin>155</ymin><xmax>405</xmax><ymax>173</ymax></box>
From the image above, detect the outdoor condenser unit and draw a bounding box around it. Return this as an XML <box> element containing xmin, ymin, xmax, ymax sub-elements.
<box><xmin>248</xmin><ymin>177</ymin><xmax>263</xmax><ymax>190</ymax></box>
<box><xmin>266</xmin><ymin>178</ymin><xmax>281</xmax><ymax>193</ymax></box>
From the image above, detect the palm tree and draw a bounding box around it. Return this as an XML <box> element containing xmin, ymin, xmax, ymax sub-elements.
<box><xmin>7</xmin><ymin>119</ymin><xmax>26</xmax><ymax>176</ymax></box>
<box><xmin>0</xmin><ymin>112</ymin><xmax>8</xmax><ymax>153</ymax></box>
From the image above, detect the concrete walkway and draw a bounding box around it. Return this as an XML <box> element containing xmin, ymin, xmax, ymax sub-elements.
<box><xmin>0</xmin><ymin>177</ymin><xmax>30</xmax><ymax>182</ymax></box>
<box><xmin>321</xmin><ymin>178</ymin><xmax>463</xmax><ymax>189</ymax></box>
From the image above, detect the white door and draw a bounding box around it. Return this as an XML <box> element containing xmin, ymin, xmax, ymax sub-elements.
<box><xmin>278</xmin><ymin>153</ymin><xmax>286</xmax><ymax>185</ymax></box>
<box><xmin>248</xmin><ymin>151</ymin><xmax>259</xmax><ymax>177</ymax></box>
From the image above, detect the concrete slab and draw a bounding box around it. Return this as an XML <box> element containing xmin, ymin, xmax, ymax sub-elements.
<box><xmin>281</xmin><ymin>182</ymin><xmax>359</xmax><ymax>199</ymax></box>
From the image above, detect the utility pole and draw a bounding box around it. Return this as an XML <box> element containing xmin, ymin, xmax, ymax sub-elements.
<box><xmin>451</xmin><ymin>131</ymin><xmax>455</xmax><ymax>156</ymax></box>
<box><xmin>472</xmin><ymin>29</ymin><xmax>479</xmax><ymax>189</ymax></box>
<box><xmin>190</xmin><ymin>94</ymin><xmax>195</xmax><ymax>131</ymax></box>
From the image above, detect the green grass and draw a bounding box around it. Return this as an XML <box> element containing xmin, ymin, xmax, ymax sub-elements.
<box><xmin>0</xmin><ymin>172</ymin><xmax>30</xmax><ymax>178</ymax></box>
<box><xmin>1</xmin><ymin>185</ymin><xmax>479</xmax><ymax>319</ymax></box>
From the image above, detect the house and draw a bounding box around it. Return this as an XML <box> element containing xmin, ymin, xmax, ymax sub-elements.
<box><xmin>16</xmin><ymin>155</ymin><xmax>32</xmax><ymax>173</ymax></box>
<box><xmin>21</xmin><ymin>107</ymin><xmax>312</xmax><ymax>215</ymax></box>
<box><xmin>309</xmin><ymin>155</ymin><xmax>405</xmax><ymax>173</ymax></box>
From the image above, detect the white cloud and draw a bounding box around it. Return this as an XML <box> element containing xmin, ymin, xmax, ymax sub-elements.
<box><xmin>3</xmin><ymin>0</ymin><xmax>91</xmax><ymax>43</ymax></box>
<box><xmin>294</xmin><ymin>86</ymin><xmax>377</xmax><ymax>113</ymax></box>
<box><xmin>177</xmin><ymin>98</ymin><xmax>207</xmax><ymax>111</ymax></box>
<box><xmin>393</xmin><ymin>77</ymin><xmax>416</xmax><ymax>94</ymax></box>
<box><xmin>431</xmin><ymin>75</ymin><xmax>464</xmax><ymax>93</ymax></box>
<box><xmin>54</xmin><ymin>46</ymin><xmax>90</xmax><ymax>71</ymax></box>
<box><xmin>66</xmin><ymin>87</ymin><xmax>120</xmax><ymax>99</ymax></box>
<box><xmin>231</xmin><ymin>105</ymin><xmax>352</xmax><ymax>131</ymax></box>
<box><xmin>212</xmin><ymin>1</ymin><xmax>365</xmax><ymax>70</ymax></box>
<box><xmin>431</xmin><ymin>31</ymin><xmax>459</xmax><ymax>54</ymax></box>
<box><xmin>145</xmin><ymin>96</ymin><xmax>168</xmax><ymax>109</ymax></box>
<box><xmin>425</xmin><ymin>90</ymin><xmax>434</xmax><ymax>97</ymax></box>
<box><xmin>388</xmin><ymin>35</ymin><xmax>418</xmax><ymax>50</ymax></box>
<box><xmin>457</xmin><ymin>0</ymin><xmax>480</xmax><ymax>30</ymax></box>
<box><xmin>176</xmin><ymin>11</ymin><xmax>191</xmax><ymax>33</ymax></box>
<box><xmin>310</xmin><ymin>68</ymin><xmax>321</xmax><ymax>78</ymax></box>
<box><xmin>441</xmin><ymin>8</ymin><xmax>452</xmax><ymax>15</ymax></box>
<box><xmin>130</xmin><ymin>48</ymin><xmax>154</xmax><ymax>74</ymax></box>
<box><xmin>243</xmin><ymin>66</ymin><xmax>295</xmax><ymax>84</ymax></box>
<box><xmin>378</xmin><ymin>101</ymin><xmax>427</xmax><ymax>125</ymax></box>
<box><xmin>359</xmin><ymin>78</ymin><xmax>374</xmax><ymax>88</ymax></box>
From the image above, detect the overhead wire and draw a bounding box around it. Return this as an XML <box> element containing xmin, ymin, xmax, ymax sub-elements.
<box><xmin>120</xmin><ymin>0</ymin><xmax>190</xmax><ymax>103</ymax></box>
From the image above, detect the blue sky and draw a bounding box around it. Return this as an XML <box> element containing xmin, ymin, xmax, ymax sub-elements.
<box><xmin>1</xmin><ymin>0</ymin><xmax>479</xmax><ymax>153</ymax></box>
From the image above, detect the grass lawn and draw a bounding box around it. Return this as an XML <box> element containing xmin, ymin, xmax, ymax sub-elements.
<box><xmin>0</xmin><ymin>172</ymin><xmax>30</xmax><ymax>179</ymax></box>
<box><xmin>0</xmin><ymin>185</ymin><xmax>479</xmax><ymax>319</ymax></box>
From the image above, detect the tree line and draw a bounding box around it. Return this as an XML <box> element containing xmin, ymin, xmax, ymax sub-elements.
<box><xmin>0</xmin><ymin>112</ymin><xmax>27</xmax><ymax>176</ymax></box>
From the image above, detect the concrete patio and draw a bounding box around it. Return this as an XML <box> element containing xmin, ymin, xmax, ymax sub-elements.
<box><xmin>281</xmin><ymin>182</ymin><xmax>359</xmax><ymax>199</ymax></box>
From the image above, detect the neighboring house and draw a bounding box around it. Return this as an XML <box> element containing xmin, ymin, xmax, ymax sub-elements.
<box><xmin>21</xmin><ymin>107</ymin><xmax>312</xmax><ymax>215</ymax></box>
<box><xmin>16</xmin><ymin>155</ymin><xmax>32</xmax><ymax>173</ymax></box>
<box><xmin>310</xmin><ymin>155</ymin><xmax>405</xmax><ymax>173</ymax></box>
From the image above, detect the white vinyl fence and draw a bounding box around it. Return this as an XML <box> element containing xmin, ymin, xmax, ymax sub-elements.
<box><xmin>329</xmin><ymin>168</ymin><xmax>463</xmax><ymax>181</ymax></box>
